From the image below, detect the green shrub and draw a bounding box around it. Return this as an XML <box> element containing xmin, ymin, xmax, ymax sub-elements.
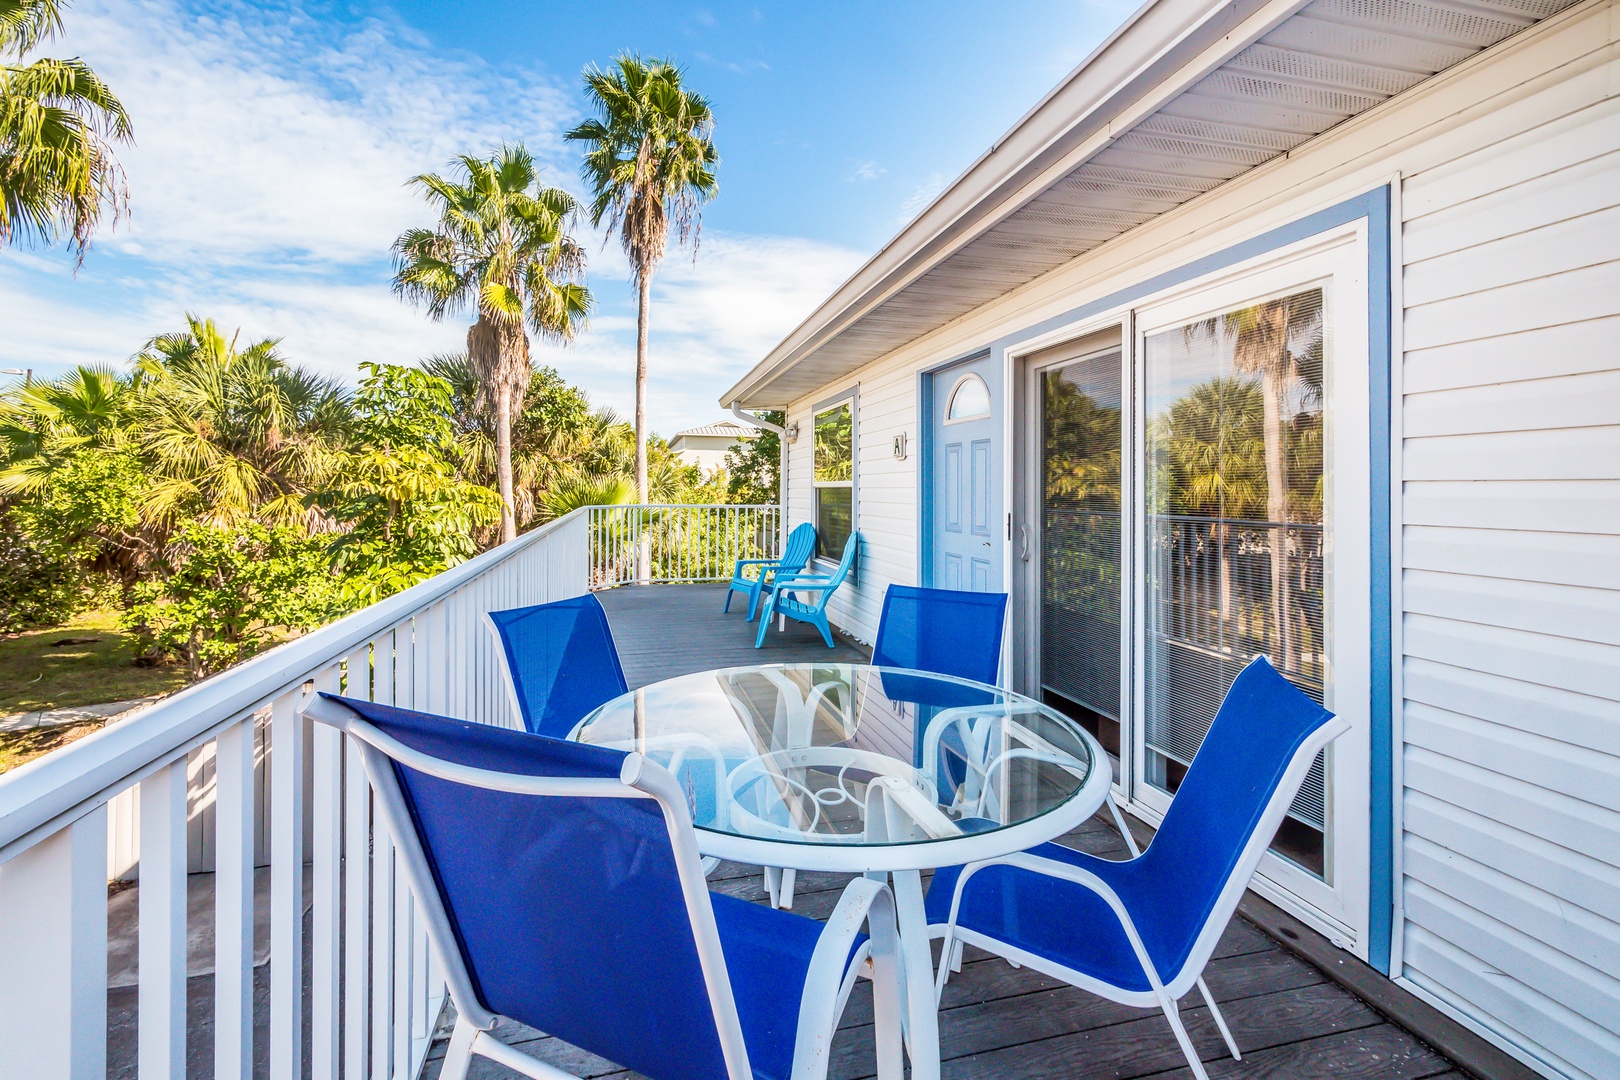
<box><xmin>123</xmin><ymin>521</ymin><xmax>343</xmax><ymax>678</ymax></box>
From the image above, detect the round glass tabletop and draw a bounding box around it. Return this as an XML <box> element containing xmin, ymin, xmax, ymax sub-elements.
<box><xmin>574</xmin><ymin>663</ymin><xmax>1102</xmax><ymax>859</ymax></box>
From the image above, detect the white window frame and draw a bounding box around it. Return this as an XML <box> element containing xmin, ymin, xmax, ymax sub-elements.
<box><xmin>1128</xmin><ymin>225</ymin><xmax>1372</xmax><ymax>955</ymax></box>
<box><xmin>944</xmin><ymin>372</ymin><xmax>992</xmax><ymax>424</ymax></box>
<box><xmin>811</xmin><ymin>388</ymin><xmax>858</xmax><ymax>569</ymax></box>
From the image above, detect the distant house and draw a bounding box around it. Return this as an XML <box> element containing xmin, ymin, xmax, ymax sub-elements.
<box><xmin>722</xmin><ymin>2</ymin><xmax>1620</xmax><ymax>1077</ymax></box>
<box><xmin>668</xmin><ymin>420</ymin><xmax>758</xmax><ymax>475</ymax></box>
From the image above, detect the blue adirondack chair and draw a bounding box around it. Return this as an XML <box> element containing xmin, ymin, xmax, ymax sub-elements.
<box><xmin>925</xmin><ymin>656</ymin><xmax>1349</xmax><ymax>1080</ymax></box>
<box><xmin>724</xmin><ymin>521</ymin><xmax>817</xmax><ymax>621</ymax></box>
<box><xmin>485</xmin><ymin>595</ymin><xmax>629</xmax><ymax>738</ymax></box>
<box><xmin>754</xmin><ymin>532</ymin><xmax>859</xmax><ymax>649</ymax></box>
<box><xmin>302</xmin><ymin>694</ymin><xmax>904</xmax><ymax>1080</ymax></box>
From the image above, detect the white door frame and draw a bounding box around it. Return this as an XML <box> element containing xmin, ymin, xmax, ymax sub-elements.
<box><xmin>1127</xmin><ymin>223</ymin><xmax>1372</xmax><ymax>953</ymax></box>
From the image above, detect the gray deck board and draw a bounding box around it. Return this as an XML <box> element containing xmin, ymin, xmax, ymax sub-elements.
<box><xmin>405</xmin><ymin>585</ymin><xmax>1459</xmax><ymax>1080</ymax></box>
<box><xmin>596</xmin><ymin>582</ymin><xmax>871</xmax><ymax>687</ymax></box>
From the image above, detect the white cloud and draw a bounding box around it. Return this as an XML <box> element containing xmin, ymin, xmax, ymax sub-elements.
<box><xmin>537</xmin><ymin>233</ymin><xmax>863</xmax><ymax>432</ymax></box>
<box><xmin>0</xmin><ymin>0</ymin><xmax>865</xmax><ymax>436</ymax></box>
<box><xmin>849</xmin><ymin>160</ymin><xmax>886</xmax><ymax>182</ymax></box>
<box><xmin>67</xmin><ymin>0</ymin><xmax>575</xmax><ymax>268</ymax></box>
<box><xmin>898</xmin><ymin>171</ymin><xmax>948</xmax><ymax>224</ymax></box>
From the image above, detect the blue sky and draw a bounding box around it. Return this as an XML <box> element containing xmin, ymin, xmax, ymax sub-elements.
<box><xmin>0</xmin><ymin>0</ymin><xmax>1131</xmax><ymax>434</ymax></box>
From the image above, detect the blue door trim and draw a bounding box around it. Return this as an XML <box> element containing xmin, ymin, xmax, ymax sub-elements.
<box><xmin>917</xmin><ymin>188</ymin><xmax>1396</xmax><ymax>972</ymax></box>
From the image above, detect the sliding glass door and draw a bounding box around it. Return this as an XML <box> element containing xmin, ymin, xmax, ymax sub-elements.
<box><xmin>1014</xmin><ymin>229</ymin><xmax>1371</xmax><ymax>951</ymax></box>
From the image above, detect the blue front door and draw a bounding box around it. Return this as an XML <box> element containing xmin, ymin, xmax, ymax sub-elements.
<box><xmin>929</xmin><ymin>355</ymin><xmax>1002</xmax><ymax>592</ymax></box>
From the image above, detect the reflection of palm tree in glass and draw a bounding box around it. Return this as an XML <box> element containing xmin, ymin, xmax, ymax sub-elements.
<box><xmin>1187</xmin><ymin>293</ymin><xmax>1323</xmax><ymax>669</ymax></box>
<box><xmin>1044</xmin><ymin>380</ymin><xmax>1120</xmax><ymax>511</ymax></box>
<box><xmin>1159</xmin><ymin>378</ymin><xmax>1264</xmax><ymax>632</ymax></box>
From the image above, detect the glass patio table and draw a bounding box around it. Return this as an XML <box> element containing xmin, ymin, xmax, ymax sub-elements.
<box><xmin>573</xmin><ymin>662</ymin><xmax>1111</xmax><ymax>1080</ymax></box>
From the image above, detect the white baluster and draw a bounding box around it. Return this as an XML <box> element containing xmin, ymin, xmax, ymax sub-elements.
<box><xmin>0</xmin><ymin>805</ymin><xmax>109</xmax><ymax>1079</ymax></box>
<box><xmin>139</xmin><ymin>758</ymin><xmax>188</xmax><ymax>1077</ymax></box>
<box><xmin>344</xmin><ymin>648</ymin><xmax>372</xmax><ymax>1080</ymax></box>
<box><xmin>270</xmin><ymin>689</ymin><xmax>305</xmax><ymax>1080</ymax></box>
<box><xmin>215</xmin><ymin>717</ymin><xmax>256</xmax><ymax>1080</ymax></box>
<box><xmin>311</xmin><ymin>666</ymin><xmax>342</xmax><ymax>1080</ymax></box>
<box><xmin>392</xmin><ymin>845</ymin><xmax>412</xmax><ymax>1074</ymax></box>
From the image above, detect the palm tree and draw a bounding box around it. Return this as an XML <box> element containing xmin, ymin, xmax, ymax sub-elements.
<box><xmin>421</xmin><ymin>350</ymin><xmax>633</xmax><ymax>531</ymax></box>
<box><xmin>1</xmin><ymin>0</ymin><xmax>132</xmax><ymax>261</ymax></box>
<box><xmin>133</xmin><ymin>315</ymin><xmax>350</xmax><ymax>528</ymax></box>
<box><xmin>392</xmin><ymin>145</ymin><xmax>591</xmax><ymax>544</ymax></box>
<box><xmin>566</xmin><ymin>55</ymin><xmax>718</xmax><ymax>509</ymax></box>
<box><xmin>0</xmin><ymin>363</ymin><xmax>132</xmax><ymax>490</ymax></box>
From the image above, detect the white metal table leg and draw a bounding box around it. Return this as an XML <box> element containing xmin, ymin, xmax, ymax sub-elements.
<box><xmin>889</xmin><ymin>868</ymin><xmax>940</xmax><ymax>1080</ymax></box>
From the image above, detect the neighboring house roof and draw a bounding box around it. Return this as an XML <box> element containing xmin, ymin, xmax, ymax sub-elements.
<box><xmin>670</xmin><ymin>421</ymin><xmax>760</xmax><ymax>445</ymax></box>
<box><xmin>721</xmin><ymin>0</ymin><xmax>1578</xmax><ymax>408</ymax></box>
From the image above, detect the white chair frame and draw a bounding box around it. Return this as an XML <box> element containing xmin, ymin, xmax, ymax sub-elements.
<box><xmin>302</xmin><ymin>696</ymin><xmax>906</xmax><ymax>1080</ymax></box>
<box><xmin>931</xmin><ymin>714</ymin><xmax>1349</xmax><ymax>1080</ymax></box>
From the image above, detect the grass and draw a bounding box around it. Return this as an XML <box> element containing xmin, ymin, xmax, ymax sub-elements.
<box><xmin>0</xmin><ymin>719</ymin><xmax>104</xmax><ymax>775</ymax></box>
<box><xmin>0</xmin><ymin>609</ymin><xmax>190</xmax><ymax>717</ymax></box>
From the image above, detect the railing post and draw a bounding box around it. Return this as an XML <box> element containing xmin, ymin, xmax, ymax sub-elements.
<box><xmin>139</xmin><ymin>759</ymin><xmax>189</xmax><ymax>1077</ymax></box>
<box><xmin>215</xmin><ymin>717</ymin><xmax>256</xmax><ymax>1080</ymax></box>
<box><xmin>270</xmin><ymin>689</ymin><xmax>305</xmax><ymax>1080</ymax></box>
<box><xmin>0</xmin><ymin>805</ymin><xmax>109</xmax><ymax>1080</ymax></box>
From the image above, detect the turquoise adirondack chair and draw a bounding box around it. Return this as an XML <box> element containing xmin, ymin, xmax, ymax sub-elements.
<box><xmin>755</xmin><ymin>532</ymin><xmax>860</xmax><ymax>649</ymax></box>
<box><xmin>725</xmin><ymin>521</ymin><xmax>817</xmax><ymax>621</ymax></box>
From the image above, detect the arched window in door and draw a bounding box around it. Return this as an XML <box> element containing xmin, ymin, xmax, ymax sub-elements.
<box><xmin>945</xmin><ymin>372</ymin><xmax>991</xmax><ymax>422</ymax></box>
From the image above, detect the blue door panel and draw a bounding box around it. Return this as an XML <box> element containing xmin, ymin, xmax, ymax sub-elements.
<box><xmin>970</xmin><ymin>440</ymin><xmax>991</xmax><ymax>536</ymax></box>
<box><xmin>945</xmin><ymin>444</ymin><xmax>963</xmax><ymax>532</ymax></box>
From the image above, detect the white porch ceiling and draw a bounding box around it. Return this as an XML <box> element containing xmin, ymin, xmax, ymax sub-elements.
<box><xmin>727</xmin><ymin>0</ymin><xmax>1583</xmax><ymax>408</ymax></box>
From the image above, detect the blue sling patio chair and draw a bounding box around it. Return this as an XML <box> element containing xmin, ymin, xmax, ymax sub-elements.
<box><xmin>725</xmin><ymin>522</ymin><xmax>817</xmax><ymax>621</ymax></box>
<box><xmin>302</xmin><ymin>694</ymin><xmax>905</xmax><ymax>1080</ymax></box>
<box><xmin>765</xmin><ymin>584</ymin><xmax>1010</xmax><ymax>910</ymax></box>
<box><xmin>925</xmin><ymin>656</ymin><xmax>1349</xmax><ymax>1080</ymax></box>
<box><xmin>486</xmin><ymin>594</ymin><xmax>629</xmax><ymax>738</ymax></box>
<box><xmin>754</xmin><ymin>532</ymin><xmax>860</xmax><ymax>649</ymax></box>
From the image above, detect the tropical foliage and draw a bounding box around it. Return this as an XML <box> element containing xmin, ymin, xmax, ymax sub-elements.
<box><xmin>0</xmin><ymin>316</ymin><xmax>735</xmax><ymax>677</ymax></box>
<box><xmin>567</xmin><ymin>54</ymin><xmax>717</xmax><ymax>503</ymax></box>
<box><xmin>0</xmin><ymin>0</ymin><xmax>132</xmax><ymax>260</ymax></box>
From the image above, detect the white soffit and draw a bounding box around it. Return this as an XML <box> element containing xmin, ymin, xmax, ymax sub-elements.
<box><xmin>725</xmin><ymin>0</ymin><xmax>1583</xmax><ymax>408</ymax></box>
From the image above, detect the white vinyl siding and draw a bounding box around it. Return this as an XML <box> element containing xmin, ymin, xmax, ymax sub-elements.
<box><xmin>1396</xmin><ymin>27</ymin><xmax>1620</xmax><ymax>1080</ymax></box>
<box><xmin>775</xmin><ymin>5</ymin><xmax>1618</xmax><ymax>1072</ymax></box>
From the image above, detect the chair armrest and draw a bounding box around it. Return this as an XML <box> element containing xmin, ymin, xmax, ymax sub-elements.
<box><xmin>732</xmin><ymin>558</ymin><xmax>783</xmax><ymax>568</ymax></box>
<box><xmin>772</xmin><ymin>572</ymin><xmax>834</xmax><ymax>586</ymax></box>
<box><xmin>797</xmin><ymin>878</ymin><xmax>903</xmax><ymax>1074</ymax></box>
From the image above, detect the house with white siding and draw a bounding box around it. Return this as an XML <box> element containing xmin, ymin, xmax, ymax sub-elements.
<box><xmin>669</xmin><ymin>419</ymin><xmax>759</xmax><ymax>475</ymax></box>
<box><xmin>722</xmin><ymin>0</ymin><xmax>1620</xmax><ymax>1076</ymax></box>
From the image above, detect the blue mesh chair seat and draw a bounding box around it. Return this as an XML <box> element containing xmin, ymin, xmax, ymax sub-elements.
<box><xmin>725</xmin><ymin>522</ymin><xmax>817</xmax><ymax>621</ymax></box>
<box><xmin>303</xmin><ymin>695</ymin><xmax>904</xmax><ymax>1080</ymax></box>
<box><xmin>925</xmin><ymin>657</ymin><xmax>1349</xmax><ymax>1080</ymax></box>
<box><xmin>486</xmin><ymin>594</ymin><xmax>628</xmax><ymax>737</ymax></box>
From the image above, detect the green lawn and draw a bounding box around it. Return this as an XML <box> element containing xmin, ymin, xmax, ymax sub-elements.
<box><xmin>0</xmin><ymin>609</ymin><xmax>191</xmax><ymax>717</ymax></box>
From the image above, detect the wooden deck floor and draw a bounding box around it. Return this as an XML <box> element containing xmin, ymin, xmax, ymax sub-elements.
<box><xmin>421</xmin><ymin>584</ymin><xmax>1462</xmax><ymax>1080</ymax></box>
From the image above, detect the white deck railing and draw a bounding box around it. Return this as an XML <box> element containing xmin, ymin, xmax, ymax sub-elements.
<box><xmin>587</xmin><ymin>503</ymin><xmax>780</xmax><ymax>588</ymax></box>
<box><xmin>0</xmin><ymin>503</ymin><xmax>772</xmax><ymax>1080</ymax></box>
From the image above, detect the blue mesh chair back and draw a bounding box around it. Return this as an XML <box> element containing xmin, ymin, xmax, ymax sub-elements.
<box><xmin>1122</xmin><ymin>656</ymin><xmax>1334</xmax><ymax>978</ymax></box>
<box><xmin>871</xmin><ymin>585</ymin><xmax>1008</xmax><ymax>684</ymax></box>
<box><xmin>487</xmin><ymin>594</ymin><xmax>629</xmax><ymax>737</ymax></box>
<box><xmin>331</xmin><ymin>697</ymin><xmax>735</xmax><ymax>1080</ymax></box>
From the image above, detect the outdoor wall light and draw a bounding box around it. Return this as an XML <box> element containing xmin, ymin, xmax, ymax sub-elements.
<box><xmin>785</xmin><ymin>422</ymin><xmax>800</xmax><ymax>442</ymax></box>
